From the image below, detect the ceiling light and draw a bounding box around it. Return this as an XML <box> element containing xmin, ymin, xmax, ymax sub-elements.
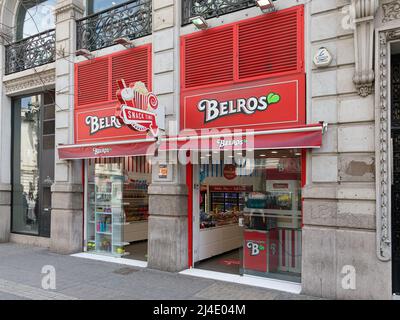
<box><xmin>190</xmin><ymin>16</ymin><xmax>208</xmax><ymax>30</ymax></box>
<box><xmin>260</xmin><ymin>154</ymin><xmax>266</xmax><ymax>157</ymax></box>
<box><xmin>113</xmin><ymin>37</ymin><xmax>135</xmax><ymax>48</ymax></box>
<box><xmin>271</xmin><ymin>151</ymin><xmax>278</xmax><ymax>154</ymax></box>
<box><xmin>75</xmin><ymin>49</ymin><xmax>94</xmax><ymax>60</ymax></box>
<box><xmin>256</xmin><ymin>0</ymin><xmax>276</xmax><ymax>11</ymax></box>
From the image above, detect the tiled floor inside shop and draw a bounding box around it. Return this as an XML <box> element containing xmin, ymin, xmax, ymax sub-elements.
<box><xmin>195</xmin><ymin>249</ymin><xmax>242</xmax><ymax>275</ymax></box>
<box><xmin>124</xmin><ymin>240</ymin><xmax>148</xmax><ymax>261</ymax></box>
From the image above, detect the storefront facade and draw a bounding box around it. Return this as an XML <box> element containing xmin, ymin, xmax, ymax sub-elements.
<box><xmin>0</xmin><ymin>0</ymin><xmax>398</xmax><ymax>299</ymax></box>
<box><xmin>174</xmin><ymin>5</ymin><xmax>324</xmax><ymax>283</ymax></box>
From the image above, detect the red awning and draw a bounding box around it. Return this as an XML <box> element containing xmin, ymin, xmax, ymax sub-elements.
<box><xmin>57</xmin><ymin>139</ymin><xmax>157</xmax><ymax>160</ymax></box>
<box><xmin>158</xmin><ymin>123</ymin><xmax>325</xmax><ymax>152</ymax></box>
<box><xmin>58</xmin><ymin>123</ymin><xmax>326</xmax><ymax>160</ymax></box>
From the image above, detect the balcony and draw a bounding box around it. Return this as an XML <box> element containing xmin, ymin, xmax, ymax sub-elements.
<box><xmin>76</xmin><ymin>0</ymin><xmax>152</xmax><ymax>52</ymax></box>
<box><xmin>182</xmin><ymin>0</ymin><xmax>257</xmax><ymax>26</ymax></box>
<box><xmin>5</xmin><ymin>29</ymin><xmax>56</xmax><ymax>75</ymax></box>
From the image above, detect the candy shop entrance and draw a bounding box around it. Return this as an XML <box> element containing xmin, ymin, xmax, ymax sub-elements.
<box><xmin>84</xmin><ymin>156</ymin><xmax>151</xmax><ymax>261</ymax></box>
<box><xmin>192</xmin><ymin>150</ymin><xmax>303</xmax><ymax>283</ymax></box>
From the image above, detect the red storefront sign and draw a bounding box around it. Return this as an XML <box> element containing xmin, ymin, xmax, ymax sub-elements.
<box><xmin>73</xmin><ymin>45</ymin><xmax>153</xmax><ymax>144</ymax></box>
<box><xmin>243</xmin><ymin>229</ymin><xmax>279</xmax><ymax>273</ymax></box>
<box><xmin>74</xmin><ymin>78</ymin><xmax>162</xmax><ymax>144</ymax></box>
<box><xmin>181</xmin><ymin>74</ymin><xmax>305</xmax><ymax>132</ymax></box>
<box><xmin>75</xmin><ymin>103</ymin><xmax>148</xmax><ymax>144</ymax></box>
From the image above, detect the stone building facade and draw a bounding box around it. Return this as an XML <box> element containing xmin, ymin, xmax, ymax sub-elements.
<box><xmin>0</xmin><ymin>0</ymin><xmax>398</xmax><ymax>300</ymax></box>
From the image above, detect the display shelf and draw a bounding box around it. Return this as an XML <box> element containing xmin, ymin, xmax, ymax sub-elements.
<box><xmin>112</xmin><ymin>241</ymin><xmax>130</xmax><ymax>246</ymax></box>
<box><xmin>126</xmin><ymin>219</ymin><xmax>148</xmax><ymax>223</ymax></box>
<box><xmin>96</xmin><ymin>231</ymin><xmax>112</xmax><ymax>235</ymax></box>
<box><xmin>243</xmin><ymin>208</ymin><xmax>301</xmax><ymax>217</ymax></box>
<box><xmin>114</xmin><ymin>222</ymin><xmax>130</xmax><ymax>226</ymax></box>
<box><xmin>199</xmin><ymin>222</ymin><xmax>238</xmax><ymax>231</ymax></box>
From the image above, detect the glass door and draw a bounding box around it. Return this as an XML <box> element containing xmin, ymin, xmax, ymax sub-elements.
<box><xmin>11</xmin><ymin>91</ymin><xmax>55</xmax><ymax>237</ymax></box>
<box><xmin>86</xmin><ymin>160</ymin><xmax>125</xmax><ymax>256</ymax></box>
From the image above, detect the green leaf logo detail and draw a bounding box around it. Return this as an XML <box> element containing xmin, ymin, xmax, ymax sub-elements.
<box><xmin>259</xmin><ymin>245</ymin><xmax>265</xmax><ymax>250</ymax></box>
<box><xmin>267</xmin><ymin>93</ymin><xmax>281</xmax><ymax>104</ymax></box>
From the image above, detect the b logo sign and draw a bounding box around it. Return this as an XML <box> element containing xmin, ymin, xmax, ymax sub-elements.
<box><xmin>247</xmin><ymin>241</ymin><xmax>264</xmax><ymax>256</ymax></box>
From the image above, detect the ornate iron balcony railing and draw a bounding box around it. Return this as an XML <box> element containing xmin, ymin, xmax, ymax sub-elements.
<box><xmin>76</xmin><ymin>0</ymin><xmax>152</xmax><ymax>52</ymax></box>
<box><xmin>5</xmin><ymin>29</ymin><xmax>56</xmax><ymax>75</ymax></box>
<box><xmin>182</xmin><ymin>0</ymin><xmax>257</xmax><ymax>25</ymax></box>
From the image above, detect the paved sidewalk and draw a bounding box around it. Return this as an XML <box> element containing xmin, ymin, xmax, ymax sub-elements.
<box><xmin>0</xmin><ymin>243</ymin><xmax>318</xmax><ymax>300</ymax></box>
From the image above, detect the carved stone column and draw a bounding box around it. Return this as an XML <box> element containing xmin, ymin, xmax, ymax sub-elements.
<box><xmin>50</xmin><ymin>0</ymin><xmax>85</xmax><ymax>254</ymax></box>
<box><xmin>352</xmin><ymin>0</ymin><xmax>379</xmax><ymax>97</ymax></box>
<box><xmin>147</xmin><ymin>0</ymin><xmax>189</xmax><ymax>272</ymax></box>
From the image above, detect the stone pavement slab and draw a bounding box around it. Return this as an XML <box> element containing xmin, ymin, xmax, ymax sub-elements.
<box><xmin>0</xmin><ymin>243</ymin><xmax>319</xmax><ymax>300</ymax></box>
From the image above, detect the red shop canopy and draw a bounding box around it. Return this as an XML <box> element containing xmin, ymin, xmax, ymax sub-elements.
<box><xmin>57</xmin><ymin>123</ymin><xmax>326</xmax><ymax>160</ymax></box>
<box><xmin>158</xmin><ymin>123</ymin><xmax>326</xmax><ymax>152</ymax></box>
<box><xmin>57</xmin><ymin>138</ymin><xmax>157</xmax><ymax>160</ymax></box>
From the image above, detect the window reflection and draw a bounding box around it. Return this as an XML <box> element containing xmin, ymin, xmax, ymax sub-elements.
<box><xmin>87</xmin><ymin>0</ymin><xmax>126</xmax><ymax>15</ymax></box>
<box><xmin>16</xmin><ymin>0</ymin><xmax>56</xmax><ymax>40</ymax></box>
<box><xmin>12</xmin><ymin>95</ymin><xmax>41</xmax><ymax>234</ymax></box>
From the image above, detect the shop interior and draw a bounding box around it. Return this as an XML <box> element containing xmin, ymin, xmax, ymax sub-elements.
<box><xmin>193</xmin><ymin>149</ymin><xmax>303</xmax><ymax>282</ymax></box>
<box><xmin>85</xmin><ymin>156</ymin><xmax>151</xmax><ymax>261</ymax></box>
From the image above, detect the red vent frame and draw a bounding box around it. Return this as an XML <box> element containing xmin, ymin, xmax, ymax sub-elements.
<box><xmin>180</xmin><ymin>5</ymin><xmax>304</xmax><ymax>91</ymax></box>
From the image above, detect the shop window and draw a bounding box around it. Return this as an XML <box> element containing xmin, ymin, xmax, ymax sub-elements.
<box><xmin>194</xmin><ymin>150</ymin><xmax>302</xmax><ymax>282</ymax></box>
<box><xmin>11</xmin><ymin>92</ymin><xmax>55</xmax><ymax>237</ymax></box>
<box><xmin>16</xmin><ymin>0</ymin><xmax>56</xmax><ymax>40</ymax></box>
<box><xmin>85</xmin><ymin>156</ymin><xmax>151</xmax><ymax>258</ymax></box>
